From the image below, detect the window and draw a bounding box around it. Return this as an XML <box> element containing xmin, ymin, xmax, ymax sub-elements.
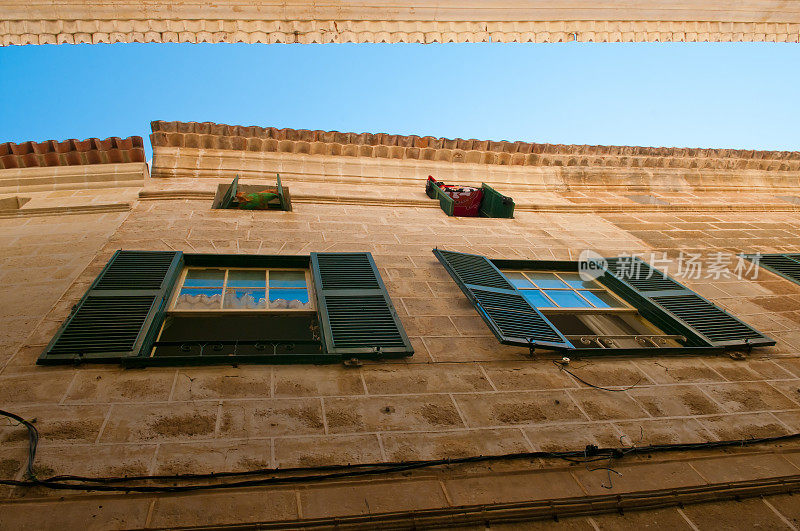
<box><xmin>434</xmin><ymin>249</ymin><xmax>774</xmax><ymax>354</ymax></box>
<box><xmin>425</xmin><ymin>177</ymin><xmax>515</xmax><ymax>218</ymax></box>
<box><xmin>212</xmin><ymin>175</ymin><xmax>292</xmax><ymax>211</ymax></box>
<box><xmin>501</xmin><ymin>270</ymin><xmax>681</xmax><ymax>349</ymax></box>
<box><xmin>172</xmin><ymin>268</ymin><xmax>313</xmax><ymax>311</ymax></box>
<box><xmin>40</xmin><ymin>251</ymin><xmax>412</xmax><ymax>366</ymax></box>
<box><xmin>155</xmin><ymin>266</ymin><xmax>318</xmax><ymax>359</ymax></box>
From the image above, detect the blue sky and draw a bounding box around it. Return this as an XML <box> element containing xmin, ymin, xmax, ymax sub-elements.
<box><xmin>1</xmin><ymin>42</ymin><xmax>798</xmax><ymax>159</ymax></box>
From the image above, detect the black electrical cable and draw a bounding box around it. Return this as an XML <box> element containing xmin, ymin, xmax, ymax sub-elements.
<box><xmin>553</xmin><ymin>360</ymin><xmax>642</xmax><ymax>391</ymax></box>
<box><xmin>2</xmin><ymin>410</ymin><xmax>800</xmax><ymax>493</ymax></box>
<box><xmin>0</xmin><ymin>409</ymin><xmax>38</xmax><ymax>481</ymax></box>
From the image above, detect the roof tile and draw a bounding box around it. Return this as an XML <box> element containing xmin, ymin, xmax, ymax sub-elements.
<box><xmin>0</xmin><ymin>136</ymin><xmax>145</xmax><ymax>170</ymax></box>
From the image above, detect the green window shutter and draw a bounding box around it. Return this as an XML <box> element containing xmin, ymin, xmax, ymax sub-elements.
<box><xmin>604</xmin><ymin>257</ymin><xmax>774</xmax><ymax>348</ymax></box>
<box><xmin>220</xmin><ymin>176</ymin><xmax>239</xmax><ymax>209</ymax></box>
<box><xmin>39</xmin><ymin>250</ymin><xmax>183</xmax><ymax>364</ymax></box>
<box><xmin>275</xmin><ymin>173</ymin><xmax>293</xmax><ymax>211</ymax></box>
<box><xmin>432</xmin><ymin>249</ymin><xmax>572</xmax><ymax>349</ymax></box>
<box><xmin>479</xmin><ymin>183</ymin><xmax>515</xmax><ymax>218</ymax></box>
<box><xmin>755</xmin><ymin>254</ymin><xmax>800</xmax><ymax>284</ymax></box>
<box><xmin>310</xmin><ymin>252</ymin><xmax>413</xmax><ymax>358</ymax></box>
<box><xmin>425</xmin><ymin>180</ymin><xmax>455</xmax><ymax>216</ymax></box>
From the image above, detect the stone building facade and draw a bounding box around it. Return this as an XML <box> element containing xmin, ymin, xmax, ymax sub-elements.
<box><xmin>1</xmin><ymin>121</ymin><xmax>800</xmax><ymax>528</ymax></box>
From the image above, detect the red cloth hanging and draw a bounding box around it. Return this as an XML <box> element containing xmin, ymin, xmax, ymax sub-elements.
<box><xmin>427</xmin><ymin>176</ymin><xmax>483</xmax><ymax>217</ymax></box>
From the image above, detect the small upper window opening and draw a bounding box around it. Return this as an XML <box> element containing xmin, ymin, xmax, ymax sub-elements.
<box><xmin>212</xmin><ymin>175</ymin><xmax>292</xmax><ymax>211</ymax></box>
<box><xmin>425</xmin><ymin>176</ymin><xmax>514</xmax><ymax>218</ymax></box>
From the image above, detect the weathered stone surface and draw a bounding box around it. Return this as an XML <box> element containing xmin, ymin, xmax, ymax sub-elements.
<box><xmin>4</xmin><ymin>3</ymin><xmax>800</xmax><ymax>46</ymax></box>
<box><xmin>1</xmin><ymin>123</ymin><xmax>800</xmax><ymax>526</ymax></box>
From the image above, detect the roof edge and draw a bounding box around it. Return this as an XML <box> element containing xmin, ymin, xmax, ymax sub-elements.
<box><xmin>150</xmin><ymin>121</ymin><xmax>800</xmax><ymax>172</ymax></box>
<box><xmin>0</xmin><ymin>136</ymin><xmax>145</xmax><ymax>170</ymax></box>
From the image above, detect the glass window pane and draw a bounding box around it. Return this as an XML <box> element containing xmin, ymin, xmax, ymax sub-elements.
<box><xmin>223</xmin><ymin>288</ymin><xmax>267</xmax><ymax>309</ymax></box>
<box><xmin>525</xmin><ymin>272</ymin><xmax>569</xmax><ymax>289</ymax></box>
<box><xmin>559</xmin><ymin>273</ymin><xmax>600</xmax><ymax>289</ymax></box>
<box><xmin>174</xmin><ymin>288</ymin><xmax>222</xmax><ymax>309</ymax></box>
<box><xmin>183</xmin><ymin>269</ymin><xmax>225</xmax><ymax>288</ymax></box>
<box><xmin>505</xmin><ymin>272</ymin><xmax>534</xmax><ymax>288</ymax></box>
<box><xmin>521</xmin><ymin>290</ymin><xmax>555</xmax><ymax>308</ymax></box>
<box><xmin>269</xmin><ymin>271</ymin><xmax>308</xmax><ymax>288</ymax></box>
<box><xmin>227</xmin><ymin>269</ymin><xmax>266</xmax><ymax>288</ymax></box>
<box><xmin>269</xmin><ymin>288</ymin><xmax>311</xmax><ymax>309</ymax></box>
<box><xmin>578</xmin><ymin>290</ymin><xmax>625</xmax><ymax>308</ymax></box>
<box><xmin>544</xmin><ymin>290</ymin><xmax>593</xmax><ymax>307</ymax></box>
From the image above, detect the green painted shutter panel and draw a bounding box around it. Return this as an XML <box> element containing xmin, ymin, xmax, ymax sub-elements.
<box><xmin>310</xmin><ymin>252</ymin><xmax>413</xmax><ymax>358</ymax></box>
<box><xmin>275</xmin><ymin>173</ymin><xmax>293</xmax><ymax>211</ymax></box>
<box><xmin>756</xmin><ymin>254</ymin><xmax>800</xmax><ymax>284</ymax></box>
<box><xmin>479</xmin><ymin>183</ymin><xmax>515</xmax><ymax>218</ymax></box>
<box><xmin>220</xmin><ymin>176</ymin><xmax>239</xmax><ymax>209</ymax></box>
<box><xmin>425</xmin><ymin>180</ymin><xmax>455</xmax><ymax>216</ymax></box>
<box><xmin>39</xmin><ymin>250</ymin><xmax>183</xmax><ymax>364</ymax></box>
<box><xmin>604</xmin><ymin>257</ymin><xmax>774</xmax><ymax>348</ymax></box>
<box><xmin>433</xmin><ymin>249</ymin><xmax>572</xmax><ymax>349</ymax></box>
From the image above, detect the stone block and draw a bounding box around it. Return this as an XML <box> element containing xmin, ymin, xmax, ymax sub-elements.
<box><xmin>219</xmin><ymin>399</ymin><xmax>325</xmax><ymax>438</ymax></box>
<box><xmin>273</xmin><ymin>365</ymin><xmax>364</xmax><ymax>397</ymax></box>
<box><xmin>444</xmin><ymin>469</ymin><xmax>584</xmax><ymax>506</ymax></box>
<box><xmin>699</xmin><ymin>382</ymin><xmax>799</xmax><ymax>412</ymax></box>
<box><xmin>299</xmin><ymin>479</ymin><xmax>447</xmax><ymax>519</ymax></box>
<box><xmin>454</xmin><ymin>390</ymin><xmax>585</xmax><ymax>427</ymax></box>
<box><xmin>626</xmin><ymin>384</ymin><xmax>724</xmax><ymax>417</ymax></box>
<box><xmin>382</xmin><ymin>428</ymin><xmax>530</xmax><ymax>461</ymax></box>
<box><xmin>274</xmin><ymin>434</ymin><xmax>383</xmax><ymax>467</ymax></box>
<box><xmin>100</xmin><ymin>402</ymin><xmax>219</xmax><ymax>443</ymax></box>
<box><xmin>0</xmin><ymin>498</ymin><xmax>152</xmax><ymax>531</ymax></box>
<box><xmin>150</xmin><ymin>489</ymin><xmax>297</xmax><ymax>527</ymax></box>
<box><xmin>361</xmin><ymin>364</ymin><xmax>491</xmax><ymax>394</ymax></box>
<box><xmin>566</xmin><ymin>388</ymin><xmax>649</xmax><ymax>421</ymax></box>
<box><xmin>155</xmin><ymin>439</ymin><xmax>271</xmax><ymax>475</ymax></box>
<box><xmin>324</xmin><ymin>394</ymin><xmax>464</xmax><ymax>433</ymax></box>
<box><xmin>64</xmin><ymin>369</ymin><xmax>175</xmax><ymax>403</ymax></box>
<box><xmin>681</xmin><ymin>497</ymin><xmax>790</xmax><ymax>530</ymax></box>
<box><xmin>170</xmin><ymin>366</ymin><xmax>272</xmax><ymax>401</ymax></box>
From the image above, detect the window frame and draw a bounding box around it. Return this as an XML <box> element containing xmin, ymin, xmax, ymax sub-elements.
<box><xmin>489</xmin><ymin>256</ymin><xmax>772</xmax><ymax>354</ymax></box>
<box><xmin>168</xmin><ymin>266</ymin><xmax>316</xmax><ymax>314</ymax></box>
<box><xmin>498</xmin><ymin>265</ymin><xmax>685</xmax><ymax>351</ymax></box>
<box><xmin>500</xmin><ymin>269</ymin><xmax>633</xmax><ymax>312</ymax></box>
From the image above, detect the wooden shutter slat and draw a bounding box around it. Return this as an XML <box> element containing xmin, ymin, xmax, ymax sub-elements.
<box><xmin>756</xmin><ymin>254</ymin><xmax>800</xmax><ymax>284</ymax></box>
<box><xmin>433</xmin><ymin>249</ymin><xmax>572</xmax><ymax>349</ymax></box>
<box><xmin>39</xmin><ymin>250</ymin><xmax>183</xmax><ymax>364</ymax></box>
<box><xmin>604</xmin><ymin>256</ymin><xmax>774</xmax><ymax>348</ymax></box>
<box><xmin>311</xmin><ymin>252</ymin><xmax>413</xmax><ymax>358</ymax></box>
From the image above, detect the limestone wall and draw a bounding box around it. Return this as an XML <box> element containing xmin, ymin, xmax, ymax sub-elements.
<box><xmin>2</xmin><ymin>146</ymin><xmax>800</xmax><ymax>526</ymax></box>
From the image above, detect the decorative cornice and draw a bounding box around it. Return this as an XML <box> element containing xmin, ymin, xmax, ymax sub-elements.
<box><xmin>137</xmin><ymin>189</ymin><xmax>800</xmax><ymax>214</ymax></box>
<box><xmin>0</xmin><ymin>136</ymin><xmax>145</xmax><ymax>169</ymax></box>
<box><xmin>0</xmin><ymin>202</ymin><xmax>130</xmax><ymax>218</ymax></box>
<box><xmin>151</xmin><ymin>121</ymin><xmax>800</xmax><ymax>172</ymax></box>
<box><xmin>0</xmin><ymin>162</ymin><xmax>148</xmax><ymax>194</ymax></box>
<box><xmin>3</xmin><ymin>18</ymin><xmax>800</xmax><ymax>45</ymax></box>
<box><xmin>4</xmin><ymin>1</ymin><xmax>800</xmax><ymax>45</ymax></box>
